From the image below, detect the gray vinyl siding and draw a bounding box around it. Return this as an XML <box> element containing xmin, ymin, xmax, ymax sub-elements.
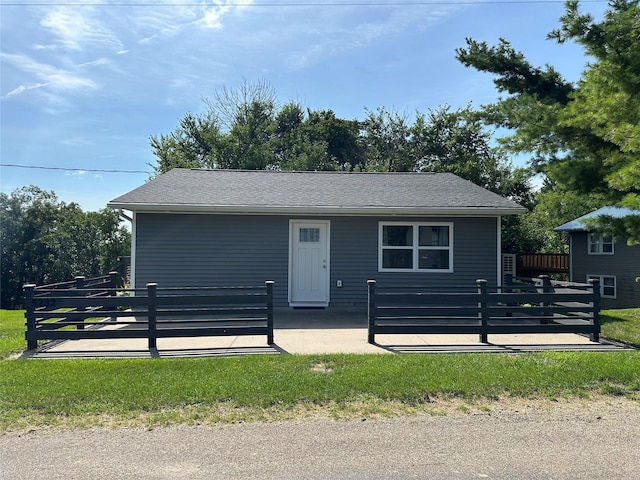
<box><xmin>134</xmin><ymin>213</ymin><xmax>499</xmax><ymax>307</ymax></box>
<box><xmin>570</xmin><ymin>232</ymin><xmax>640</xmax><ymax>309</ymax></box>
<box><xmin>134</xmin><ymin>214</ymin><xmax>291</xmax><ymax>305</ymax></box>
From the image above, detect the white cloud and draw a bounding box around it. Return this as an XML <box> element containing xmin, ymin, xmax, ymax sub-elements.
<box><xmin>61</xmin><ymin>137</ymin><xmax>94</xmax><ymax>146</ymax></box>
<box><xmin>0</xmin><ymin>52</ymin><xmax>98</xmax><ymax>100</ymax></box>
<box><xmin>137</xmin><ymin>0</ymin><xmax>247</xmax><ymax>43</ymax></box>
<box><xmin>198</xmin><ymin>2</ymin><xmax>236</xmax><ymax>29</ymax></box>
<box><xmin>40</xmin><ymin>6</ymin><xmax>123</xmax><ymax>51</ymax></box>
<box><xmin>2</xmin><ymin>82</ymin><xmax>49</xmax><ymax>99</ymax></box>
<box><xmin>79</xmin><ymin>58</ymin><xmax>111</xmax><ymax>68</ymax></box>
<box><xmin>33</xmin><ymin>44</ymin><xmax>59</xmax><ymax>51</ymax></box>
<box><xmin>65</xmin><ymin>170</ymin><xmax>88</xmax><ymax>176</ymax></box>
<box><xmin>281</xmin><ymin>5</ymin><xmax>462</xmax><ymax>70</ymax></box>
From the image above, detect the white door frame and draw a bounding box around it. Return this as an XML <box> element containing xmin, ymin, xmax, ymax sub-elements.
<box><xmin>288</xmin><ymin>219</ymin><xmax>330</xmax><ymax>307</ymax></box>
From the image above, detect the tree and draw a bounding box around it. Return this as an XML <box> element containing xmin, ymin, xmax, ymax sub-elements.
<box><xmin>551</xmin><ymin>0</ymin><xmax>640</xmax><ymax>215</ymax></box>
<box><xmin>150</xmin><ymin>81</ymin><xmax>364</xmax><ymax>175</ymax></box>
<box><xmin>0</xmin><ymin>187</ymin><xmax>131</xmax><ymax>309</ymax></box>
<box><xmin>456</xmin><ymin>0</ymin><xmax>640</xmax><ymax>241</ymax></box>
<box><xmin>360</xmin><ymin>106</ymin><xmax>534</xmax><ymax>205</ymax></box>
<box><xmin>149</xmin><ymin>111</ymin><xmax>223</xmax><ymax>174</ymax></box>
<box><xmin>150</xmin><ymin>80</ymin><xmax>277</xmax><ymax>174</ymax></box>
<box><xmin>360</xmin><ymin>107</ymin><xmax>416</xmax><ymax>172</ymax></box>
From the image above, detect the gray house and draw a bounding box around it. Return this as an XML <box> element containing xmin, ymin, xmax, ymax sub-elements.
<box><xmin>555</xmin><ymin>207</ymin><xmax>640</xmax><ymax>309</ymax></box>
<box><xmin>108</xmin><ymin>169</ymin><xmax>525</xmax><ymax>307</ymax></box>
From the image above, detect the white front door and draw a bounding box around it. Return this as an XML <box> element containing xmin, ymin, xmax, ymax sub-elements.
<box><xmin>289</xmin><ymin>220</ymin><xmax>330</xmax><ymax>306</ymax></box>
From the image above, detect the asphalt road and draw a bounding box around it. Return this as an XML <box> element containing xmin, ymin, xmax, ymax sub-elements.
<box><xmin>2</xmin><ymin>402</ymin><xmax>640</xmax><ymax>479</ymax></box>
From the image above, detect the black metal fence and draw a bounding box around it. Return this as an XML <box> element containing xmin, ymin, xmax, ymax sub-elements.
<box><xmin>24</xmin><ymin>276</ymin><xmax>274</xmax><ymax>350</ymax></box>
<box><xmin>367</xmin><ymin>276</ymin><xmax>601</xmax><ymax>344</ymax></box>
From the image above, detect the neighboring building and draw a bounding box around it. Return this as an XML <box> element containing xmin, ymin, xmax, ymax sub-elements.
<box><xmin>555</xmin><ymin>207</ymin><xmax>640</xmax><ymax>309</ymax></box>
<box><xmin>108</xmin><ymin>169</ymin><xmax>525</xmax><ymax>307</ymax></box>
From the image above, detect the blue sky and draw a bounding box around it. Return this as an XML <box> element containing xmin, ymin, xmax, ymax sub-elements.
<box><xmin>1</xmin><ymin>0</ymin><xmax>608</xmax><ymax>212</ymax></box>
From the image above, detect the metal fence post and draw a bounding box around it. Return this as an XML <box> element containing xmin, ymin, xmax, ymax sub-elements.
<box><xmin>108</xmin><ymin>271</ymin><xmax>119</xmax><ymax>322</ymax></box>
<box><xmin>367</xmin><ymin>280</ymin><xmax>376</xmax><ymax>344</ymax></box>
<box><xmin>539</xmin><ymin>275</ymin><xmax>553</xmax><ymax>324</ymax></box>
<box><xmin>504</xmin><ymin>273</ymin><xmax>513</xmax><ymax>317</ymax></box>
<box><xmin>109</xmin><ymin>271</ymin><xmax>119</xmax><ymax>289</ymax></box>
<box><xmin>589</xmin><ymin>278</ymin><xmax>601</xmax><ymax>342</ymax></box>
<box><xmin>75</xmin><ymin>276</ymin><xmax>86</xmax><ymax>330</ymax></box>
<box><xmin>24</xmin><ymin>284</ymin><xmax>37</xmax><ymax>350</ymax></box>
<box><xmin>477</xmin><ymin>279</ymin><xmax>489</xmax><ymax>343</ymax></box>
<box><xmin>504</xmin><ymin>273</ymin><xmax>513</xmax><ymax>287</ymax></box>
<box><xmin>147</xmin><ymin>283</ymin><xmax>157</xmax><ymax>350</ymax></box>
<box><xmin>266</xmin><ymin>281</ymin><xmax>274</xmax><ymax>345</ymax></box>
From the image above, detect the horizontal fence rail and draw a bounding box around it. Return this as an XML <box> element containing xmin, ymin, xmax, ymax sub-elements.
<box><xmin>24</xmin><ymin>278</ymin><xmax>275</xmax><ymax>350</ymax></box>
<box><xmin>367</xmin><ymin>276</ymin><xmax>601</xmax><ymax>344</ymax></box>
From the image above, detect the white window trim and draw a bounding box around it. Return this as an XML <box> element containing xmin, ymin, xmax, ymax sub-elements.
<box><xmin>587</xmin><ymin>232</ymin><xmax>614</xmax><ymax>255</ymax></box>
<box><xmin>587</xmin><ymin>274</ymin><xmax>616</xmax><ymax>299</ymax></box>
<box><xmin>378</xmin><ymin>221</ymin><xmax>453</xmax><ymax>273</ymax></box>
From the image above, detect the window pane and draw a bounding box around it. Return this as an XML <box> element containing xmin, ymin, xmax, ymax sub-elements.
<box><xmin>589</xmin><ymin>234</ymin><xmax>600</xmax><ymax>253</ymax></box>
<box><xmin>419</xmin><ymin>226</ymin><xmax>449</xmax><ymax>246</ymax></box>
<box><xmin>603</xmin><ymin>285</ymin><xmax>615</xmax><ymax>297</ymax></box>
<box><xmin>299</xmin><ymin>228</ymin><xmax>320</xmax><ymax>243</ymax></box>
<box><xmin>383</xmin><ymin>249</ymin><xmax>413</xmax><ymax>269</ymax></box>
<box><xmin>418</xmin><ymin>249</ymin><xmax>449</xmax><ymax>270</ymax></box>
<box><xmin>602</xmin><ymin>235</ymin><xmax>614</xmax><ymax>253</ymax></box>
<box><xmin>383</xmin><ymin>226</ymin><xmax>413</xmax><ymax>246</ymax></box>
<box><xmin>603</xmin><ymin>277</ymin><xmax>615</xmax><ymax>287</ymax></box>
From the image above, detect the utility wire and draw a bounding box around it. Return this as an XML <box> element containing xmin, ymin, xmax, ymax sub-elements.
<box><xmin>0</xmin><ymin>163</ymin><xmax>150</xmax><ymax>174</ymax></box>
<box><xmin>0</xmin><ymin>1</ymin><xmax>610</xmax><ymax>6</ymax></box>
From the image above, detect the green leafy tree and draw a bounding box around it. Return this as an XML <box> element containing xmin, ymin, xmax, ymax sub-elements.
<box><xmin>360</xmin><ymin>106</ymin><xmax>534</xmax><ymax>204</ymax></box>
<box><xmin>149</xmin><ymin>111</ymin><xmax>223</xmax><ymax>174</ymax></box>
<box><xmin>0</xmin><ymin>187</ymin><xmax>131</xmax><ymax>308</ymax></box>
<box><xmin>456</xmin><ymin>0</ymin><xmax>640</xmax><ymax>241</ymax></box>
<box><xmin>151</xmin><ymin>81</ymin><xmax>364</xmax><ymax>174</ymax></box>
<box><xmin>360</xmin><ymin>107</ymin><xmax>416</xmax><ymax>172</ymax></box>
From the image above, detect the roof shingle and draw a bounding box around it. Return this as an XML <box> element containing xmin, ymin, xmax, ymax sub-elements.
<box><xmin>108</xmin><ymin>168</ymin><xmax>525</xmax><ymax>215</ymax></box>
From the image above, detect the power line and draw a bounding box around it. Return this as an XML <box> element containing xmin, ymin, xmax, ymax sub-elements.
<box><xmin>0</xmin><ymin>1</ymin><xmax>611</xmax><ymax>6</ymax></box>
<box><xmin>0</xmin><ymin>163</ymin><xmax>150</xmax><ymax>174</ymax></box>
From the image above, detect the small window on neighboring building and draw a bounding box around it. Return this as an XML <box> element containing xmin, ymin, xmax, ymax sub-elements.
<box><xmin>588</xmin><ymin>233</ymin><xmax>614</xmax><ymax>254</ymax></box>
<box><xmin>587</xmin><ymin>275</ymin><xmax>616</xmax><ymax>298</ymax></box>
<box><xmin>379</xmin><ymin>222</ymin><xmax>453</xmax><ymax>272</ymax></box>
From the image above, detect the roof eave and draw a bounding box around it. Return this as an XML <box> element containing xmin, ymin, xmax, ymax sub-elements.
<box><xmin>107</xmin><ymin>202</ymin><xmax>526</xmax><ymax>216</ymax></box>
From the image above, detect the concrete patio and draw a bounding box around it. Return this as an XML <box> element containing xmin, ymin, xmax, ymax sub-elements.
<box><xmin>23</xmin><ymin>307</ymin><xmax>631</xmax><ymax>359</ymax></box>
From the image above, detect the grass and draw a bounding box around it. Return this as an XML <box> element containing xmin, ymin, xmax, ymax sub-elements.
<box><xmin>0</xmin><ymin>310</ymin><xmax>25</xmax><ymax>358</ymax></box>
<box><xmin>601</xmin><ymin>309</ymin><xmax>640</xmax><ymax>349</ymax></box>
<box><xmin>1</xmin><ymin>308</ymin><xmax>639</xmax><ymax>431</ymax></box>
<box><xmin>1</xmin><ymin>352</ymin><xmax>640</xmax><ymax>431</ymax></box>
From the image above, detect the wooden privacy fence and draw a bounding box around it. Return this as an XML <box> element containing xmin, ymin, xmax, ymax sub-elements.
<box><xmin>24</xmin><ymin>277</ymin><xmax>274</xmax><ymax>350</ymax></box>
<box><xmin>367</xmin><ymin>276</ymin><xmax>601</xmax><ymax>344</ymax></box>
<box><xmin>520</xmin><ymin>253</ymin><xmax>569</xmax><ymax>278</ymax></box>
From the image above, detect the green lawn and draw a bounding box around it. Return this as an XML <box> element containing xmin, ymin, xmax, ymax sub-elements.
<box><xmin>1</xmin><ymin>308</ymin><xmax>639</xmax><ymax>431</ymax></box>
<box><xmin>601</xmin><ymin>309</ymin><xmax>640</xmax><ymax>349</ymax></box>
<box><xmin>0</xmin><ymin>310</ymin><xmax>25</xmax><ymax>358</ymax></box>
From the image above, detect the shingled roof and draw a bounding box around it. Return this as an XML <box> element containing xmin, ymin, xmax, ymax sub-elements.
<box><xmin>108</xmin><ymin>168</ymin><xmax>525</xmax><ymax>216</ymax></box>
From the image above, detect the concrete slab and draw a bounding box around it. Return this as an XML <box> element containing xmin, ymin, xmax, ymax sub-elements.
<box><xmin>25</xmin><ymin>307</ymin><xmax>632</xmax><ymax>359</ymax></box>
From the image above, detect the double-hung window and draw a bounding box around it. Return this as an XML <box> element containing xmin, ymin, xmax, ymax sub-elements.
<box><xmin>379</xmin><ymin>222</ymin><xmax>453</xmax><ymax>272</ymax></box>
<box><xmin>587</xmin><ymin>275</ymin><xmax>616</xmax><ymax>298</ymax></box>
<box><xmin>588</xmin><ymin>233</ymin><xmax>614</xmax><ymax>254</ymax></box>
